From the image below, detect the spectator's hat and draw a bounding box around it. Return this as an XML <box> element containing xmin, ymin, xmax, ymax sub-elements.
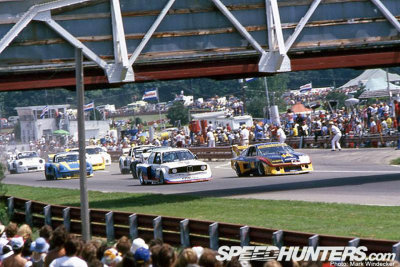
<box><xmin>192</xmin><ymin>246</ymin><xmax>204</xmax><ymax>259</ymax></box>
<box><xmin>102</xmin><ymin>248</ymin><xmax>122</xmax><ymax>265</ymax></box>
<box><xmin>10</xmin><ymin>236</ymin><xmax>24</xmax><ymax>250</ymax></box>
<box><xmin>30</xmin><ymin>237</ymin><xmax>49</xmax><ymax>253</ymax></box>
<box><xmin>329</xmin><ymin>121</ymin><xmax>334</xmax><ymax>125</ymax></box>
<box><xmin>130</xmin><ymin>238</ymin><xmax>148</xmax><ymax>254</ymax></box>
<box><xmin>134</xmin><ymin>247</ymin><xmax>151</xmax><ymax>263</ymax></box>
<box><xmin>0</xmin><ymin>237</ymin><xmax>8</xmax><ymax>255</ymax></box>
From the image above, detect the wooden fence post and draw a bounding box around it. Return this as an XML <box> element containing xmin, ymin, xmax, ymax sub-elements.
<box><xmin>348</xmin><ymin>238</ymin><xmax>360</xmax><ymax>247</ymax></box>
<box><xmin>240</xmin><ymin>226</ymin><xmax>250</xmax><ymax>246</ymax></box>
<box><xmin>180</xmin><ymin>219</ymin><xmax>190</xmax><ymax>248</ymax></box>
<box><xmin>273</xmin><ymin>230</ymin><xmax>283</xmax><ymax>248</ymax></box>
<box><xmin>25</xmin><ymin>201</ymin><xmax>32</xmax><ymax>226</ymax></box>
<box><xmin>63</xmin><ymin>207</ymin><xmax>71</xmax><ymax>232</ymax></box>
<box><xmin>7</xmin><ymin>197</ymin><xmax>14</xmax><ymax>218</ymax></box>
<box><xmin>129</xmin><ymin>214</ymin><xmax>138</xmax><ymax>240</ymax></box>
<box><xmin>106</xmin><ymin>211</ymin><xmax>115</xmax><ymax>243</ymax></box>
<box><xmin>153</xmin><ymin>216</ymin><xmax>163</xmax><ymax>241</ymax></box>
<box><xmin>44</xmin><ymin>205</ymin><xmax>51</xmax><ymax>226</ymax></box>
<box><xmin>209</xmin><ymin>222</ymin><xmax>219</xmax><ymax>251</ymax></box>
<box><xmin>308</xmin><ymin>235</ymin><xmax>319</xmax><ymax>249</ymax></box>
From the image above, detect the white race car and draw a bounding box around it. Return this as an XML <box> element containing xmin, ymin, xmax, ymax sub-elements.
<box><xmin>119</xmin><ymin>145</ymin><xmax>155</xmax><ymax>174</ymax></box>
<box><xmin>90</xmin><ymin>146</ymin><xmax>112</xmax><ymax>166</ymax></box>
<box><xmin>8</xmin><ymin>151</ymin><xmax>45</xmax><ymax>174</ymax></box>
<box><xmin>136</xmin><ymin>148</ymin><xmax>211</xmax><ymax>184</ymax></box>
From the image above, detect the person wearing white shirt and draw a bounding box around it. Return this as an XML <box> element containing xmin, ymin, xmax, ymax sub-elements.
<box><xmin>276</xmin><ymin>126</ymin><xmax>286</xmax><ymax>144</ymax></box>
<box><xmin>240</xmin><ymin>126</ymin><xmax>249</xmax><ymax>146</ymax></box>
<box><xmin>49</xmin><ymin>237</ymin><xmax>87</xmax><ymax>267</ymax></box>
<box><xmin>329</xmin><ymin>122</ymin><xmax>342</xmax><ymax>151</ymax></box>
<box><xmin>206</xmin><ymin>128</ymin><xmax>215</xmax><ymax>147</ymax></box>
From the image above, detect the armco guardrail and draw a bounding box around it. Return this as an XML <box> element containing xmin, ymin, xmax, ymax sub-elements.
<box><xmin>3</xmin><ymin>196</ymin><xmax>400</xmax><ymax>256</ymax></box>
<box><xmin>108</xmin><ymin>134</ymin><xmax>399</xmax><ymax>161</ymax></box>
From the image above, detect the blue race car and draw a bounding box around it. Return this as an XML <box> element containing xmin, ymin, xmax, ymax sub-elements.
<box><xmin>231</xmin><ymin>143</ymin><xmax>313</xmax><ymax>177</ymax></box>
<box><xmin>45</xmin><ymin>152</ymin><xmax>93</xmax><ymax>180</ymax></box>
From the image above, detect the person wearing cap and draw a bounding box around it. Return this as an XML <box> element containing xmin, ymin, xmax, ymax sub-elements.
<box><xmin>28</xmin><ymin>237</ymin><xmax>49</xmax><ymax>267</ymax></box>
<box><xmin>2</xmin><ymin>236</ymin><xmax>27</xmax><ymax>267</ymax></box>
<box><xmin>130</xmin><ymin>238</ymin><xmax>148</xmax><ymax>255</ymax></box>
<box><xmin>329</xmin><ymin>121</ymin><xmax>342</xmax><ymax>151</ymax></box>
<box><xmin>134</xmin><ymin>247</ymin><xmax>151</xmax><ymax>267</ymax></box>
<box><xmin>101</xmin><ymin>248</ymin><xmax>122</xmax><ymax>267</ymax></box>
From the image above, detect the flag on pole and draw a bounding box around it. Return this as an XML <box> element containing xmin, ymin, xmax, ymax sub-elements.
<box><xmin>142</xmin><ymin>88</ymin><xmax>158</xmax><ymax>101</ymax></box>
<box><xmin>84</xmin><ymin>102</ymin><xmax>95</xmax><ymax>112</ymax></box>
<box><xmin>299</xmin><ymin>83</ymin><xmax>312</xmax><ymax>93</ymax></box>
<box><xmin>40</xmin><ymin>106</ymin><xmax>49</xmax><ymax>119</ymax></box>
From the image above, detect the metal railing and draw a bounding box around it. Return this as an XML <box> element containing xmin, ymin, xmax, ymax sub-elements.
<box><xmin>4</xmin><ymin>196</ymin><xmax>400</xmax><ymax>258</ymax></box>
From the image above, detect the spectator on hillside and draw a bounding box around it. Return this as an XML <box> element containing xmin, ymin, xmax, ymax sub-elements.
<box><xmin>39</xmin><ymin>225</ymin><xmax>53</xmax><ymax>244</ymax></box>
<box><xmin>134</xmin><ymin>247</ymin><xmax>151</xmax><ymax>267</ymax></box>
<box><xmin>49</xmin><ymin>235</ymin><xmax>87</xmax><ymax>267</ymax></box>
<box><xmin>28</xmin><ymin>237</ymin><xmax>50</xmax><ymax>267</ymax></box>
<box><xmin>17</xmin><ymin>224</ymin><xmax>32</xmax><ymax>241</ymax></box>
<box><xmin>4</xmin><ymin>222</ymin><xmax>18</xmax><ymax>240</ymax></box>
<box><xmin>44</xmin><ymin>225</ymin><xmax>68</xmax><ymax>267</ymax></box>
<box><xmin>175</xmin><ymin>248</ymin><xmax>198</xmax><ymax>267</ymax></box>
<box><xmin>239</xmin><ymin>125</ymin><xmax>249</xmax><ymax>146</ymax></box>
<box><xmin>116</xmin><ymin>236</ymin><xmax>131</xmax><ymax>257</ymax></box>
<box><xmin>157</xmin><ymin>244</ymin><xmax>176</xmax><ymax>267</ymax></box>
<box><xmin>198</xmin><ymin>248</ymin><xmax>222</xmax><ymax>267</ymax></box>
<box><xmin>2</xmin><ymin>236</ymin><xmax>27</xmax><ymax>267</ymax></box>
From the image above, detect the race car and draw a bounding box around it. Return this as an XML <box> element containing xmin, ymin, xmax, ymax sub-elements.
<box><xmin>69</xmin><ymin>147</ymin><xmax>105</xmax><ymax>171</ymax></box>
<box><xmin>88</xmin><ymin>146</ymin><xmax>111</xmax><ymax>166</ymax></box>
<box><xmin>136</xmin><ymin>148</ymin><xmax>211</xmax><ymax>184</ymax></box>
<box><xmin>8</xmin><ymin>151</ymin><xmax>45</xmax><ymax>174</ymax></box>
<box><xmin>45</xmin><ymin>152</ymin><xmax>93</xmax><ymax>180</ymax></box>
<box><xmin>231</xmin><ymin>143</ymin><xmax>313</xmax><ymax>177</ymax></box>
<box><xmin>119</xmin><ymin>145</ymin><xmax>155</xmax><ymax>174</ymax></box>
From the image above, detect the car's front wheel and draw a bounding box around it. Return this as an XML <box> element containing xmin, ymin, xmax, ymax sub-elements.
<box><xmin>159</xmin><ymin>172</ymin><xmax>165</xmax><ymax>184</ymax></box>
<box><xmin>235</xmin><ymin>163</ymin><xmax>244</xmax><ymax>177</ymax></box>
<box><xmin>138</xmin><ymin>170</ymin><xmax>146</xmax><ymax>185</ymax></box>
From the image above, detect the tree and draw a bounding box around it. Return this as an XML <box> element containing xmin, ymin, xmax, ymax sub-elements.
<box><xmin>167</xmin><ymin>102</ymin><xmax>189</xmax><ymax>126</ymax></box>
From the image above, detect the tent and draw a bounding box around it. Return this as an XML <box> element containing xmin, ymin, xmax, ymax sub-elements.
<box><xmin>339</xmin><ymin>69</ymin><xmax>400</xmax><ymax>89</ymax></box>
<box><xmin>358</xmin><ymin>77</ymin><xmax>400</xmax><ymax>99</ymax></box>
<box><xmin>291</xmin><ymin>102</ymin><xmax>312</xmax><ymax>114</ymax></box>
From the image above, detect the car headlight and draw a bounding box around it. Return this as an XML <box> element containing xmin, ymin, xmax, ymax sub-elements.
<box><xmin>201</xmin><ymin>165</ymin><xmax>207</xmax><ymax>171</ymax></box>
<box><xmin>19</xmin><ymin>162</ymin><xmax>23</xmax><ymax>166</ymax></box>
<box><xmin>39</xmin><ymin>160</ymin><xmax>44</xmax><ymax>164</ymax></box>
<box><xmin>171</xmin><ymin>168</ymin><xmax>177</xmax><ymax>174</ymax></box>
<box><xmin>299</xmin><ymin>155</ymin><xmax>310</xmax><ymax>163</ymax></box>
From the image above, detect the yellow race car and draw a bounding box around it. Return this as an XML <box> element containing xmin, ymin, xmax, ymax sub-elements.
<box><xmin>231</xmin><ymin>143</ymin><xmax>313</xmax><ymax>177</ymax></box>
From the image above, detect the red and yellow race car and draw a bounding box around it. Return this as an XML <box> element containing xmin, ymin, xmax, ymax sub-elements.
<box><xmin>231</xmin><ymin>143</ymin><xmax>313</xmax><ymax>177</ymax></box>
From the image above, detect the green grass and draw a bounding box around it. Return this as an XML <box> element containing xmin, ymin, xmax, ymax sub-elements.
<box><xmin>4</xmin><ymin>184</ymin><xmax>400</xmax><ymax>240</ymax></box>
<box><xmin>390</xmin><ymin>157</ymin><xmax>400</xmax><ymax>165</ymax></box>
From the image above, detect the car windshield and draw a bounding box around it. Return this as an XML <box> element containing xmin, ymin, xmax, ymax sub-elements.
<box><xmin>258</xmin><ymin>145</ymin><xmax>294</xmax><ymax>155</ymax></box>
<box><xmin>162</xmin><ymin>151</ymin><xmax>195</xmax><ymax>163</ymax></box>
<box><xmin>56</xmin><ymin>154</ymin><xmax>79</xmax><ymax>162</ymax></box>
<box><xmin>18</xmin><ymin>152</ymin><xmax>38</xmax><ymax>159</ymax></box>
<box><xmin>86</xmin><ymin>148</ymin><xmax>98</xmax><ymax>155</ymax></box>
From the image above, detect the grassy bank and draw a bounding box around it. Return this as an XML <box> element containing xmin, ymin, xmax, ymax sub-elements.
<box><xmin>4</xmin><ymin>185</ymin><xmax>400</xmax><ymax>240</ymax></box>
<box><xmin>390</xmin><ymin>157</ymin><xmax>400</xmax><ymax>165</ymax></box>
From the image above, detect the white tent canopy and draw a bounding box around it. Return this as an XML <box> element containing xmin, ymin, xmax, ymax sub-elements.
<box><xmin>339</xmin><ymin>69</ymin><xmax>400</xmax><ymax>89</ymax></box>
<box><xmin>364</xmin><ymin>77</ymin><xmax>400</xmax><ymax>91</ymax></box>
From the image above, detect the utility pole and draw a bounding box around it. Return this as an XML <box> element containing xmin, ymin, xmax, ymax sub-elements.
<box><xmin>263</xmin><ymin>77</ymin><xmax>271</xmax><ymax>120</ymax></box>
<box><xmin>76</xmin><ymin>48</ymin><xmax>90</xmax><ymax>242</ymax></box>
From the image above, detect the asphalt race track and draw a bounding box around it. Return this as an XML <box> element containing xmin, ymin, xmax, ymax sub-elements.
<box><xmin>4</xmin><ymin>148</ymin><xmax>400</xmax><ymax>206</ymax></box>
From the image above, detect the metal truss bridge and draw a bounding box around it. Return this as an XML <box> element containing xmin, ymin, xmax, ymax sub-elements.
<box><xmin>1</xmin><ymin>0</ymin><xmax>400</xmax><ymax>90</ymax></box>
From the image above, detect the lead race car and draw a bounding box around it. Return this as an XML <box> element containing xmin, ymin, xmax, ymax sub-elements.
<box><xmin>231</xmin><ymin>143</ymin><xmax>313</xmax><ymax>177</ymax></box>
<box><xmin>8</xmin><ymin>151</ymin><xmax>45</xmax><ymax>174</ymax></box>
<box><xmin>45</xmin><ymin>152</ymin><xmax>93</xmax><ymax>180</ymax></box>
<box><xmin>136</xmin><ymin>148</ymin><xmax>211</xmax><ymax>184</ymax></box>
